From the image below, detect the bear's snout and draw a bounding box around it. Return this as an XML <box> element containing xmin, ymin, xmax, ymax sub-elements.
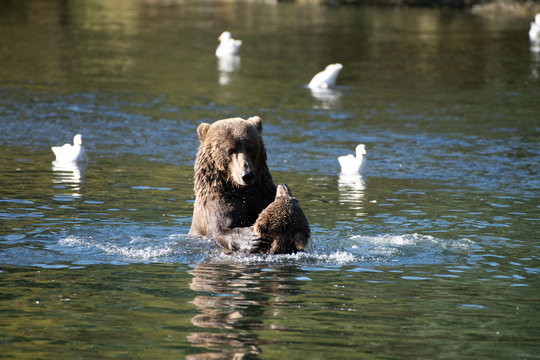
<box><xmin>229</xmin><ymin>150</ymin><xmax>255</xmax><ymax>186</ymax></box>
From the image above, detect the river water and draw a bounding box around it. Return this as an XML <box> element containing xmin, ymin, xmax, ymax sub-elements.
<box><xmin>1</xmin><ymin>0</ymin><xmax>539</xmax><ymax>359</ymax></box>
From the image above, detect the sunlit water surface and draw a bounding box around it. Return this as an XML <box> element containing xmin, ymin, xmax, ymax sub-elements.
<box><xmin>1</xmin><ymin>1</ymin><xmax>539</xmax><ymax>359</ymax></box>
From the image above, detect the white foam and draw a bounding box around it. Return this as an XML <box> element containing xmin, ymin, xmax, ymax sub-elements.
<box><xmin>350</xmin><ymin>233</ymin><xmax>474</xmax><ymax>250</ymax></box>
<box><xmin>217</xmin><ymin>250</ymin><xmax>357</xmax><ymax>265</ymax></box>
<box><xmin>351</xmin><ymin>233</ymin><xmax>429</xmax><ymax>246</ymax></box>
<box><xmin>58</xmin><ymin>235</ymin><xmax>86</xmax><ymax>247</ymax></box>
<box><xmin>97</xmin><ymin>243</ymin><xmax>174</xmax><ymax>260</ymax></box>
<box><xmin>58</xmin><ymin>235</ymin><xmax>175</xmax><ymax>261</ymax></box>
<box><xmin>56</xmin><ymin>232</ymin><xmax>474</xmax><ymax>266</ymax></box>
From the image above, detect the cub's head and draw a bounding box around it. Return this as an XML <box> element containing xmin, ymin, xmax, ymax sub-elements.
<box><xmin>275</xmin><ymin>184</ymin><xmax>293</xmax><ymax>199</ymax></box>
<box><xmin>196</xmin><ymin>116</ymin><xmax>265</xmax><ymax>187</ymax></box>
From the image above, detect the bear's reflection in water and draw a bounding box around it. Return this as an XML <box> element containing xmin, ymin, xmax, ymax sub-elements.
<box><xmin>187</xmin><ymin>263</ymin><xmax>302</xmax><ymax>359</ymax></box>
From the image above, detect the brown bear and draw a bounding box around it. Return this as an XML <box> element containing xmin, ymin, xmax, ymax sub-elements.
<box><xmin>189</xmin><ymin>116</ymin><xmax>310</xmax><ymax>254</ymax></box>
<box><xmin>254</xmin><ymin>184</ymin><xmax>310</xmax><ymax>254</ymax></box>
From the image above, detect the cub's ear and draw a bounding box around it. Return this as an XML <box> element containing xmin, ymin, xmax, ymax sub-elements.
<box><xmin>197</xmin><ymin>123</ymin><xmax>210</xmax><ymax>142</ymax></box>
<box><xmin>247</xmin><ymin>116</ymin><xmax>262</xmax><ymax>133</ymax></box>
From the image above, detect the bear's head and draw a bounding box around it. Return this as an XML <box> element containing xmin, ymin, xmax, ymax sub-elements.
<box><xmin>196</xmin><ymin>116</ymin><xmax>266</xmax><ymax>187</ymax></box>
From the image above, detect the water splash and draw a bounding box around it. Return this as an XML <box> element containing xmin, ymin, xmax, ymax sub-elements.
<box><xmin>55</xmin><ymin>232</ymin><xmax>217</xmax><ymax>264</ymax></box>
<box><xmin>54</xmin><ymin>231</ymin><xmax>473</xmax><ymax>267</ymax></box>
<box><xmin>218</xmin><ymin>233</ymin><xmax>474</xmax><ymax>266</ymax></box>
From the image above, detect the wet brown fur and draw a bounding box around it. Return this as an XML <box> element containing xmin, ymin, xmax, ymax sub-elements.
<box><xmin>189</xmin><ymin>116</ymin><xmax>309</xmax><ymax>254</ymax></box>
<box><xmin>254</xmin><ymin>184</ymin><xmax>310</xmax><ymax>254</ymax></box>
<box><xmin>189</xmin><ymin>117</ymin><xmax>275</xmax><ymax>253</ymax></box>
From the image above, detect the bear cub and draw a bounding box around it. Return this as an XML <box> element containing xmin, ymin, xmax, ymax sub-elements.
<box><xmin>254</xmin><ymin>184</ymin><xmax>310</xmax><ymax>254</ymax></box>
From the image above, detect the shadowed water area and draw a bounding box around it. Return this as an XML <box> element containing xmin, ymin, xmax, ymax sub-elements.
<box><xmin>1</xmin><ymin>0</ymin><xmax>539</xmax><ymax>358</ymax></box>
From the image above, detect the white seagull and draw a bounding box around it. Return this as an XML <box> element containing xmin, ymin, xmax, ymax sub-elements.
<box><xmin>308</xmin><ymin>63</ymin><xmax>343</xmax><ymax>89</ymax></box>
<box><xmin>530</xmin><ymin>14</ymin><xmax>540</xmax><ymax>42</ymax></box>
<box><xmin>215</xmin><ymin>31</ymin><xmax>242</xmax><ymax>57</ymax></box>
<box><xmin>51</xmin><ymin>134</ymin><xmax>88</xmax><ymax>163</ymax></box>
<box><xmin>338</xmin><ymin>144</ymin><xmax>367</xmax><ymax>175</ymax></box>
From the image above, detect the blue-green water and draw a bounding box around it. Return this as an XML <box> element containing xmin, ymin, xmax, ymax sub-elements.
<box><xmin>1</xmin><ymin>1</ymin><xmax>539</xmax><ymax>358</ymax></box>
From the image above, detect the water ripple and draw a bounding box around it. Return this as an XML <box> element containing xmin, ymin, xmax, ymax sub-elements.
<box><xmin>51</xmin><ymin>230</ymin><xmax>475</xmax><ymax>268</ymax></box>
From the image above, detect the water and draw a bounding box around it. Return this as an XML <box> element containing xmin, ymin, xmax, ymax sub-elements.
<box><xmin>1</xmin><ymin>0</ymin><xmax>539</xmax><ymax>358</ymax></box>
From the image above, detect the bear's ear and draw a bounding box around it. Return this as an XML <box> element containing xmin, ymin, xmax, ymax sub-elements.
<box><xmin>197</xmin><ymin>123</ymin><xmax>210</xmax><ymax>142</ymax></box>
<box><xmin>247</xmin><ymin>116</ymin><xmax>262</xmax><ymax>133</ymax></box>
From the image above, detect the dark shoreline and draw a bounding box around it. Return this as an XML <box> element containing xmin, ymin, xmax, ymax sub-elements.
<box><xmin>311</xmin><ymin>0</ymin><xmax>540</xmax><ymax>16</ymax></box>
